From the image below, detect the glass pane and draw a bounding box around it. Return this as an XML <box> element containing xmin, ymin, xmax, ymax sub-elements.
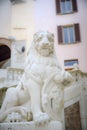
<box><xmin>61</xmin><ymin>1</ymin><xmax>66</xmax><ymax>13</ymax></box>
<box><xmin>69</xmin><ymin>26</ymin><xmax>75</xmax><ymax>43</ymax></box>
<box><xmin>65</xmin><ymin>0</ymin><xmax>72</xmax><ymax>12</ymax></box>
<box><xmin>64</xmin><ymin>60</ymin><xmax>78</xmax><ymax>66</ymax></box>
<box><xmin>63</xmin><ymin>27</ymin><xmax>69</xmax><ymax>44</ymax></box>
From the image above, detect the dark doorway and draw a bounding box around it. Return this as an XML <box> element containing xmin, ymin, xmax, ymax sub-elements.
<box><xmin>0</xmin><ymin>45</ymin><xmax>11</xmax><ymax>62</ymax></box>
<box><xmin>0</xmin><ymin>45</ymin><xmax>11</xmax><ymax>68</ymax></box>
<box><xmin>64</xmin><ymin>102</ymin><xmax>82</xmax><ymax>130</ymax></box>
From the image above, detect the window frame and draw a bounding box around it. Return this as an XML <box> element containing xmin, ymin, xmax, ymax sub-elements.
<box><xmin>64</xmin><ymin>59</ymin><xmax>79</xmax><ymax>70</ymax></box>
<box><xmin>62</xmin><ymin>25</ymin><xmax>75</xmax><ymax>44</ymax></box>
<box><xmin>57</xmin><ymin>23</ymin><xmax>81</xmax><ymax>45</ymax></box>
<box><xmin>64</xmin><ymin>59</ymin><xmax>79</xmax><ymax>66</ymax></box>
<box><xmin>60</xmin><ymin>0</ymin><xmax>73</xmax><ymax>14</ymax></box>
<box><xmin>55</xmin><ymin>0</ymin><xmax>78</xmax><ymax>15</ymax></box>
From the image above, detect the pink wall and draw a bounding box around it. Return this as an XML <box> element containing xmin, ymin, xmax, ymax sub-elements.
<box><xmin>0</xmin><ymin>0</ymin><xmax>12</xmax><ymax>37</ymax></box>
<box><xmin>34</xmin><ymin>0</ymin><xmax>87</xmax><ymax>72</ymax></box>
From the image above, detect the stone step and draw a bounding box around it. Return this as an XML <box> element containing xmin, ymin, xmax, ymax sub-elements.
<box><xmin>0</xmin><ymin>121</ymin><xmax>62</xmax><ymax>130</ymax></box>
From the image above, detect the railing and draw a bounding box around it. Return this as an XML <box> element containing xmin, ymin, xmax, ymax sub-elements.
<box><xmin>6</xmin><ymin>67</ymin><xmax>24</xmax><ymax>83</ymax></box>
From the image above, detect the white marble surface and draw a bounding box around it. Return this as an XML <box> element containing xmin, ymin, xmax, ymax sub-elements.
<box><xmin>0</xmin><ymin>121</ymin><xmax>62</xmax><ymax>130</ymax></box>
<box><xmin>11</xmin><ymin>40</ymin><xmax>26</xmax><ymax>69</ymax></box>
<box><xmin>0</xmin><ymin>31</ymin><xmax>72</xmax><ymax>129</ymax></box>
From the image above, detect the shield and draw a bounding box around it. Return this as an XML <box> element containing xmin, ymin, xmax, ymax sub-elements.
<box><xmin>42</xmin><ymin>74</ymin><xmax>64</xmax><ymax>121</ymax></box>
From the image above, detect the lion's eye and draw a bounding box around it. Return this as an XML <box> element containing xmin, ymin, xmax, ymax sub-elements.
<box><xmin>37</xmin><ymin>36</ymin><xmax>43</xmax><ymax>42</ymax></box>
<box><xmin>47</xmin><ymin>36</ymin><xmax>54</xmax><ymax>42</ymax></box>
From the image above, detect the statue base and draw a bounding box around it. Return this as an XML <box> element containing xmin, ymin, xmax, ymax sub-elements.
<box><xmin>0</xmin><ymin>121</ymin><xmax>62</xmax><ymax>130</ymax></box>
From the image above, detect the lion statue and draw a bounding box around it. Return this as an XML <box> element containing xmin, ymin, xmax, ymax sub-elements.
<box><xmin>0</xmin><ymin>31</ymin><xmax>72</xmax><ymax>125</ymax></box>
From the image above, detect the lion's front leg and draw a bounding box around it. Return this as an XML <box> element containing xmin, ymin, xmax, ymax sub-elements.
<box><xmin>0</xmin><ymin>87</ymin><xmax>18</xmax><ymax>113</ymax></box>
<box><xmin>27</xmin><ymin>78</ymin><xmax>50</xmax><ymax>125</ymax></box>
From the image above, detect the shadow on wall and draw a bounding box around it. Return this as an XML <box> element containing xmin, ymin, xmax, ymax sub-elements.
<box><xmin>10</xmin><ymin>0</ymin><xmax>26</xmax><ymax>4</ymax></box>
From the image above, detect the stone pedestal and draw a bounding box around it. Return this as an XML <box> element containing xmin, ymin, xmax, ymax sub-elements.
<box><xmin>0</xmin><ymin>121</ymin><xmax>62</xmax><ymax>130</ymax></box>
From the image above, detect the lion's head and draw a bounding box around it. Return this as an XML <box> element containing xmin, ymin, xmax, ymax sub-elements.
<box><xmin>26</xmin><ymin>31</ymin><xmax>59</xmax><ymax>67</ymax></box>
<box><xmin>33</xmin><ymin>31</ymin><xmax>54</xmax><ymax>57</ymax></box>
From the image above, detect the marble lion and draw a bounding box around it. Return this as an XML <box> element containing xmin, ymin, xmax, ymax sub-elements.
<box><xmin>0</xmin><ymin>31</ymin><xmax>72</xmax><ymax>124</ymax></box>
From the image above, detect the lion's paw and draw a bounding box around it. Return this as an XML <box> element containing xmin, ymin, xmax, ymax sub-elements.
<box><xmin>63</xmin><ymin>71</ymin><xmax>73</xmax><ymax>82</ymax></box>
<box><xmin>5</xmin><ymin>112</ymin><xmax>22</xmax><ymax>123</ymax></box>
<box><xmin>34</xmin><ymin>112</ymin><xmax>50</xmax><ymax>126</ymax></box>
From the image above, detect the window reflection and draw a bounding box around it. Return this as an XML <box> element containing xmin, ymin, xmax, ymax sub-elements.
<box><xmin>61</xmin><ymin>0</ymin><xmax>72</xmax><ymax>14</ymax></box>
<box><xmin>64</xmin><ymin>60</ymin><xmax>78</xmax><ymax>66</ymax></box>
<box><xmin>63</xmin><ymin>26</ymin><xmax>75</xmax><ymax>44</ymax></box>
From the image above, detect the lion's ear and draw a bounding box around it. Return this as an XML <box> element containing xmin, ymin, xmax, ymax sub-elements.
<box><xmin>33</xmin><ymin>33</ymin><xmax>38</xmax><ymax>42</ymax></box>
<box><xmin>51</xmin><ymin>33</ymin><xmax>54</xmax><ymax>38</ymax></box>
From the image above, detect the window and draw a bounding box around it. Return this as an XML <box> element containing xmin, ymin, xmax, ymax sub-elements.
<box><xmin>61</xmin><ymin>0</ymin><xmax>72</xmax><ymax>14</ymax></box>
<box><xmin>63</xmin><ymin>26</ymin><xmax>75</xmax><ymax>44</ymax></box>
<box><xmin>64</xmin><ymin>59</ymin><xmax>78</xmax><ymax>66</ymax></box>
<box><xmin>64</xmin><ymin>59</ymin><xmax>79</xmax><ymax>70</ymax></box>
<box><xmin>57</xmin><ymin>23</ymin><xmax>81</xmax><ymax>44</ymax></box>
<box><xmin>55</xmin><ymin>0</ymin><xmax>78</xmax><ymax>14</ymax></box>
